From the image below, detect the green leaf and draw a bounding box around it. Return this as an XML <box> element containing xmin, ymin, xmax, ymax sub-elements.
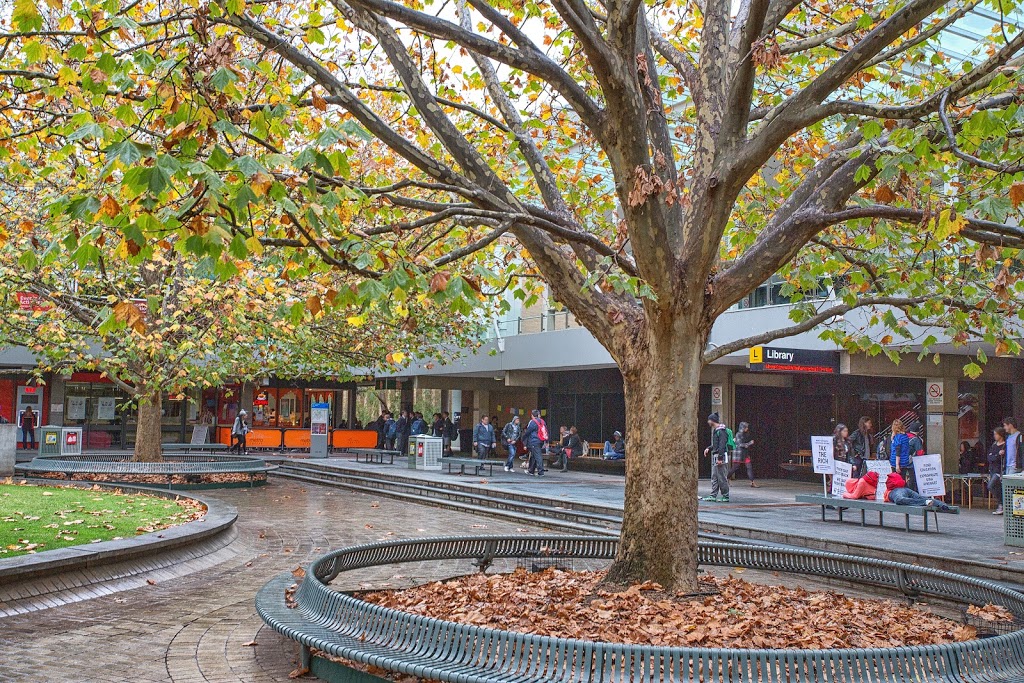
<box><xmin>210</xmin><ymin>67</ymin><xmax>239</xmax><ymax>91</ymax></box>
<box><xmin>12</xmin><ymin>0</ymin><xmax>43</xmax><ymax>31</ymax></box>
<box><xmin>964</xmin><ymin>362</ymin><xmax>983</xmax><ymax>379</ymax></box>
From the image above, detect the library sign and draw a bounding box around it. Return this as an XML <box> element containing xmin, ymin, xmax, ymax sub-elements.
<box><xmin>748</xmin><ymin>346</ymin><xmax>840</xmax><ymax>374</ymax></box>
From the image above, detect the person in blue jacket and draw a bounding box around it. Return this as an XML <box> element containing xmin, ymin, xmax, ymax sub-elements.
<box><xmin>889</xmin><ymin>418</ymin><xmax>913</xmax><ymax>488</ymax></box>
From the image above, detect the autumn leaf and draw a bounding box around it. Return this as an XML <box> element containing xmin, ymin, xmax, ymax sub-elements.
<box><xmin>1010</xmin><ymin>183</ymin><xmax>1024</xmax><ymax>209</ymax></box>
<box><xmin>873</xmin><ymin>185</ymin><xmax>897</xmax><ymax>204</ymax></box>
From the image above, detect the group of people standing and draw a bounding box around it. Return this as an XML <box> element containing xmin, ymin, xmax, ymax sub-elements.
<box><xmin>369</xmin><ymin>410</ymin><xmax>458</xmax><ymax>455</ymax></box>
<box><xmin>475</xmin><ymin>410</ymin><xmax>565</xmax><ymax>476</ymax></box>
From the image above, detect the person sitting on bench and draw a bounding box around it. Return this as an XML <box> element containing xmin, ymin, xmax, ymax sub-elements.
<box><xmin>884</xmin><ymin>472</ymin><xmax>954</xmax><ymax>511</ymax></box>
<box><xmin>603</xmin><ymin>431</ymin><xmax>625</xmax><ymax>460</ymax></box>
<box><xmin>842</xmin><ymin>471</ymin><xmax>879</xmax><ymax>500</ymax></box>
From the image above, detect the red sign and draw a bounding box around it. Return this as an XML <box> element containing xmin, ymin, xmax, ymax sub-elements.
<box><xmin>16</xmin><ymin>292</ymin><xmax>53</xmax><ymax>312</ymax></box>
<box><xmin>254</xmin><ymin>391</ymin><xmax>269</xmax><ymax>406</ymax></box>
<box><xmin>22</xmin><ymin>386</ymin><xmax>36</xmax><ymax>394</ymax></box>
<box><xmin>65</xmin><ymin>432</ymin><xmax>78</xmax><ymax>446</ymax></box>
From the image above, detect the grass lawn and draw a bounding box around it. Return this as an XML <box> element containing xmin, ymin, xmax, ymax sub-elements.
<box><xmin>0</xmin><ymin>483</ymin><xmax>205</xmax><ymax>557</ymax></box>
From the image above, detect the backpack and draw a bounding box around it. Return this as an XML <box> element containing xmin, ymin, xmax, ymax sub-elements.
<box><xmin>536</xmin><ymin>419</ymin><xmax>549</xmax><ymax>442</ymax></box>
<box><xmin>725</xmin><ymin>427</ymin><xmax>736</xmax><ymax>450</ymax></box>
<box><xmin>385</xmin><ymin>419</ymin><xmax>397</xmax><ymax>439</ymax></box>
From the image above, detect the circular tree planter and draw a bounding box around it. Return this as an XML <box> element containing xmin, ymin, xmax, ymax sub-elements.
<box><xmin>257</xmin><ymin>536</ymin><xmax>1024</xmax><ymax>683</ymax></box>
<box><xmin>14</xmin><ymin>453</ymin><xmax>276</xmax><ymax>489</ymax></box>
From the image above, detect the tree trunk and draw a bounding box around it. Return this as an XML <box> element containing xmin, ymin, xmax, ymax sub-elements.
<box><xmin>134</xmin><ymin>391</ymin><xmax>163</xmax><ymax>462</ymax></box>
<box><xmin>606</xmin><ymin>325</ymin><xmax>705</xmax><ymax>593</ymax></box>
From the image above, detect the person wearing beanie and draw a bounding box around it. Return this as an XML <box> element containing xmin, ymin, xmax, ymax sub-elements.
<box><xmin>884</xmin><ymin>471</ymin><xmax>954</xmax><ymax>511</ymax></box>
<box><xmin>702</xmin><ymin>412</ymin><xmax>731</xmax><ymax>502</ymax></box>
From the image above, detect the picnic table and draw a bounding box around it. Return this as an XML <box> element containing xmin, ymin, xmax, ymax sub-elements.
<box><xmin>944</xmin><ymin>473</ymin><xmax>991</xmax><ymax>509</ymax></box>
<box><xmin>441</xmin><ymin>456</ymin><xmax>499</xmax><ymax>477</ymax></box>
<box><xmin>348</xmin><ymin>448</ymin><xmax>398</xmax><ymax>465</ymax></box>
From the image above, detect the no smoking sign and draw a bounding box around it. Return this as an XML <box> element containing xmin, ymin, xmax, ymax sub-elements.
<box><xmin>926</xmin><ymin>380</ymin><xmax>944</xmax><ymax>407</ymax></box>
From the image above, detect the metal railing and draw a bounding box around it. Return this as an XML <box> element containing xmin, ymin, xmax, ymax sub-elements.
<box><xmin>257</xmin><ymin>535</ymin><xmax>1024</xmax><ymax>683</ymax></box>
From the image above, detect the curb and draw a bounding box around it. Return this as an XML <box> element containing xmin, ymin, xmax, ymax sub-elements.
<box><xmin>0</xmin><ymin>479</ymin><xmax>237</xmax><ymax>586</ymax></box>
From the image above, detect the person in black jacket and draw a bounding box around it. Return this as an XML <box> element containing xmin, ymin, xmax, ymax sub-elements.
<box><xmin>850</xmin><ymin>416</ymin><xmax>873</xmax><ymax>478</ymax></box>
<box><xmin>702</xmin><ymin>413</ymin><xmax>730</xmax><ymax>502</ymax></box>
<box><xmin>395</xmin><ymin>410</ymin><xmax>411</xmax><ymax>455</ymax></box>
<box><xmin>523</xmin><ymin>409</ymin><xmax>547</xmax><ymax>476</ymax></box>
<box><xmin>729</xmin><ymin>422</ymin><xmax>758</xmax><ymax>487</ymax></box>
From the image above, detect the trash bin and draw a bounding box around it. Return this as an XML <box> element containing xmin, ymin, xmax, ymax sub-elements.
<box><xmin>1003</xmin><ymin>475</ymin><xmax>1024</xmax><ymax>547</ymax></box>
<box><xmin>414</xmin><ymin>435</ymin><xmax>443</xmax><ymax>471</ymax></box>
<box><xmin>39</xmin><ymin>425</ymin><xmax>62</xmax><ymax>456</ymax></box>
<box><xmin>61</xmin><ymin>427</ymin><xmax>83</xmax><ymax>456</ymax></box>
<box><xmin>458</xmin><ymin>428</ymin><xmax>473</xmax><ymax>454</ymax></box>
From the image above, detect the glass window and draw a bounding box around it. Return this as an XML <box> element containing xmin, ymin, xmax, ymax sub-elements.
<box><xmin>278</xmin><ymin>389</ymin><xmax>301</xmax><ymax>427</ymax></box>
<box><xmin>252</xmin><ymin>388</ymin><xmax>276</xmax><ymax>427</ymax></box>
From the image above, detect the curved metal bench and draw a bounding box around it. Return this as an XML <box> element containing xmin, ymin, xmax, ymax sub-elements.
<box><xmin>15</xmin><ymin>453</ymin><xmax>276</xmax><ymax>489</ymax></box>
<box><xmin>257</xmin><ymin>535</ymin><xmax>1024</xmax><ymax>682</ymax></box>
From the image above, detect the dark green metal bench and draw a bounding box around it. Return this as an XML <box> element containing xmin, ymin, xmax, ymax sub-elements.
<box><xmin>15</xmin><ymin>453</ymin><xmax>276</xmax><ymax>489</ymax></box>
<box><xmin>258</xmin><ymin>534</ymin><xmax>1024</xmax><ymax>683</ymax></box>
<box><xmin>796</xmin><ymin>493</ymin><xmax>959</xmax><ymax>532</ymax></box>
<box><xmin>441</xmin><ymin>456</ymin><xmax>498</xmax><ymax>476</ymax></box>
<box><xmin>161</xmin><ymin>443</ymin><xmax>229</xmax><ymax>454</ymax></box>
<box><xmin>347</xmin><ymin>448</ymin><xmax>398</xmax><ymax>465</ymax></box>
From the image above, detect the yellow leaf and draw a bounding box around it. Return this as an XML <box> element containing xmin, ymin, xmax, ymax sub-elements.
<box><xmin>346</xmin><ymin>315</ymin><xmax>365</xmax><ymax>327</ymax></box>
<box><xmin>245</xmin><ymin>236</ymin><xmax>264</xmax><ymax>256</ymax></box>
<box><xmin>934</xmin><ymin>209</ymin><xmax>966</xmax><ymax>240</ymax></box>
<box><xmin>387</xmin><ymin>352</ymin><xmax>405</xmax><ymax>364</ymax></box>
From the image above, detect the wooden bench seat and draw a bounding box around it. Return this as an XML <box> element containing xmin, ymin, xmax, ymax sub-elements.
<box><xmin>441</xmin><ymin>456</ymin><xmax>499</xmax><ymax>477</ymax></box>
<box><xmin>347</xmin><ymin>448</ymin><xmax>398</xmax><ymax>465</ymax></box>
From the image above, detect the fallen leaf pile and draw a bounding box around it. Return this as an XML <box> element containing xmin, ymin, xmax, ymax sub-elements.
<box><xmin>36</xmin><ymin>471</ymin><xmax>266</xmax><ymax>485</ymax></box>
<box><xmin>361</xmin><ymin>568</ymin><xmax>979</xmax><ymax>650</ymax></box>
<box><xmin>968</xmin><ymin>604</ymin><xmax>1016</xmax><ymax>622</ymax></box>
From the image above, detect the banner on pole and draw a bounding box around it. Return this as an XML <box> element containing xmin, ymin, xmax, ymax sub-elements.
<box><xmin>811</xmin><ymin>436</ymin><xmax>834</xmax><ymax>474</ymax></box>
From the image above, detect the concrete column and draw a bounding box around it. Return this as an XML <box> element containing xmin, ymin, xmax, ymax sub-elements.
<box><xmin>48</xmin><ymin>375</ymin><xmax>66</xmax><ymax>426</ymax></box>
<box><xmin>240</xmin><ymin>382</ymin><xmax>255</xmax><ymax>416</ymax></box>
<box><xmin>0</xmin><ymin>424</ymin><xmax>16</xmax><ymax>475</ymax></box>
<box><xmin>925</xmin><ymin>378</ymin><xmax>959</xmax><ymax>474</ymax></box>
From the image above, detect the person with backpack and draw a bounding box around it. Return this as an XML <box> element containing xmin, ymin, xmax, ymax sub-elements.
<box><xmin>383</xmin><ymin>412</ymin><xmax>397</xmax><ymax>450</ymax></box>
<box><xmin>523</xmin><ymin>409</ymin><xmax>548</xmax><ymax>476</ymax></box>
<box><xmin>889</xmin><ymin>418</ymin><xmax>913</xmax><ymax>487</ymax></box>
<box><xmin>702</xmin><ymin>412</ymin><xmax>731</xmax><ymax>502</ymax></box>
<box><xmin>410</xmin><ymin>412</ymin><xmax>427</xmax><ymax>437</ymax></box>
<box><xmin>730</xmin><ymin>421</ymin><xmax>758</xmax><ymax>487</ymax></box>
<box><xmin>501</xmin><ymin>416</ymin><xmax>521</xmax><ymax>472</ymax></box>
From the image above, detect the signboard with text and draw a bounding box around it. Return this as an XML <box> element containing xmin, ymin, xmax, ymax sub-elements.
<box><xmin>864</xmin><ymin>459</ymin><xmax>893</xmax><ymax>501</ymax></box>
<box><xmin>926</xmin><ymin>380</ymin><xmax>944</xmax><ymax>407</ymax></box>
<box><xmin>831</xmin><ymin>461</ymin><xmax>853</xmax><ymax>497</ymax></box>
<box><xmin>913</xmin><ymin>453</ymin><xmax>946</xmax><ymax>497</ymax></box>
<box><xmin>811</xmin><ymin>436</ymin><xmax>834</xmax><ymax>474</ymax></box>
<box><xmin>749</xmin><ymin>346</ymin><xmax>839</xmax><ymax>374</ymax></box>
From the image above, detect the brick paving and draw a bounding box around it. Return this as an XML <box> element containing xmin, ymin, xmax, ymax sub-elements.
<box><xmin>0</xmin><ymin>480</ymin><xmax>535</xmax><ymax>683</ymax></box>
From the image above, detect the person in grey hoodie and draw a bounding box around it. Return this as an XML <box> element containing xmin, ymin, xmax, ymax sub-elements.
<box><xmin>501</xmin><ymin>416</ymin><xmax>521</xmax><ymax>472</ymax></box>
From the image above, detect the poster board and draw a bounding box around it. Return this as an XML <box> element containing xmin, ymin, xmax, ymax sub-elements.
<box><xmin>67</xmin><ymin>396</ymin><xmax>87</xmax><ymax>420</ymax></box>
<box><xmin>864</xmin><ymin>459</ymin><xmax>893</xmax><ymax>501</ymax></box>
<box><xmin>831</xmin><ymin>460</ymin><xmax>853</xmax><ymax>497</ymax></box>
<box><xmin>913</xmin><ymin>453</ymin><xmax>946</xmax><ymax>497</ymax></box>
<box><xmin>96</xmin><ymin>396</ymin><xmax>117</xmax><ymax>421</ymax></box>
<box><xmin>190</xmin><ymin>425</ymin><xmax>209</xmax><ymax>445</ymax></box>
<box><xmin>811</xmin><ymin>436</ymin><xmax>834</xmax><ymax>474</ymax></box>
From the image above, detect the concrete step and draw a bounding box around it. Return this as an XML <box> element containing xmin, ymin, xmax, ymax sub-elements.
<box><xmin>273</xmin><ymin>465</ymin><xmax>620</xmax><ymax>536</ymax></box>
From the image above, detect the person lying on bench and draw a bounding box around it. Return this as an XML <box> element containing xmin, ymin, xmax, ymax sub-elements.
<box><xmin>884</xmin><ymin>472</ymin><xmax>954</xmax><ymax>512</ymax></box>
<box><xmin>842</xmin><ymin>471</ymin><xmax>879</xmax><ymax>500</ymax></box>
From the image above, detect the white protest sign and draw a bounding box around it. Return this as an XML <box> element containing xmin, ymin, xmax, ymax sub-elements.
<box><xmin>913</xmin><ymin>453</ymin><xmax>946</xmax><ymax>497</ymax></box>
<box><xmin>864</xmin><ymin>459</ymin><xmax>893</xmax><ymax>501</ymax></box>
<box><xmin>811</xmin><ymin>436</ymin><xmax>835</xmax><ymax>474</ymax></box>
<box><xmin>831</xmin><ymin>460</ymin><xmax>853</xmax><ymax>497</ymax></box>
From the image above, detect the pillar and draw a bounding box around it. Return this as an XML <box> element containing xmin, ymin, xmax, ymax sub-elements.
<box><xmin>925</xmin><ymin>378</ymin><xmax>959</xmax><ymax>474</ymax></box>
<box><xmin>48</xmin><ymin>375</ymin><xmax>66</xmax><ymax>426</ymax></box>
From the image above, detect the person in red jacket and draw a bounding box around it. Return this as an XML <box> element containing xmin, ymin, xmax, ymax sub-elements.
<box><xmin>885</xmin><ymin>472</ymin><xmax>954</xmax><ymax>511</ymax></box>
<box><xmin>842</xmin><ymin>471</ymin><xmax>879</xmax><ymax>500</ymax></box>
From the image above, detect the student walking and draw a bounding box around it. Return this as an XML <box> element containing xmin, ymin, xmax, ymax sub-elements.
<box><xmin>1003</xmin><ymin>417</ymin><xmax>1021</xmax><ymax>475</ymax></box>
<box><xmin>702</xmin><ymin>413</ymin><xmax>730</xmax><ymax>502</ymax></box>
<box><xmin>501</xmin><ymin>416</ymin><xmax>521</xmax><ymax>472</ymax></box>
<box><xmin>19</xmin><ymin>406</ymin><xmax>36</xmax><ymax>450</ymax></box>
<box><xmin>524</xmin><ymin>409</ymin><xmax>547</xmax><ymax>476</ymax></box>
<box><xmin>231</xmin><ymin>409</ymin><xmax>249</xmax><ymax>454</ymax></box>
<box><xmin>730</xmin><ymin>422</ymin><xmax>758</xmax><ymax>487</ymax></box>
<box><xmin>473</xmin><ymin>415</ymin><xmax>496</xmax><ymax>461</ymax></box>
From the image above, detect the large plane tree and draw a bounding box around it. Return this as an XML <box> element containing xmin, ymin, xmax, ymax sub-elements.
<box><xmin>3</xmin><ymin>0</ymin><xmax>1024</xmax><ymax>588</ymax></box>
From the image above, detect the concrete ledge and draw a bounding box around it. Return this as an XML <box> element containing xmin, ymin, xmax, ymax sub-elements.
<box><xmin>0</xmin><ymin>480</ymin><xmax>237</xmax><ymax>586</ymax></box>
